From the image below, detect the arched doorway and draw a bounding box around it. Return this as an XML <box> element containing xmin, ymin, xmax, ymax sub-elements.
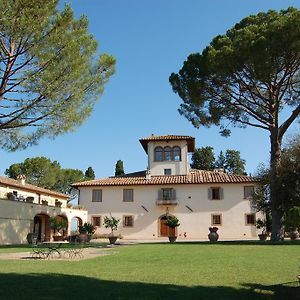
<box><xmin>159</xmin><ymin>215</ymin><xmax>176</xmax><ymax>237</ymax></box>
<box><xmin>70</xmin><ymin>217</ymin><xmax>83</xmax><ymax>235</ymax></box>
<box><xmin>33</xmin><ymin>214</ymin><xmax>50</xmax><ymax>242</ymax></box>
<box><xmin>55</xmin><ymin>215</ymin><xmax>69</xmax><ymax>237</ymax></box>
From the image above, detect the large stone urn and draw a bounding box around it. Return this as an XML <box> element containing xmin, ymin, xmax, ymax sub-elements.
<box><xmin>208</xmin><ymin>227</ymin><xmax>219</xmax><ymax>242</ymax></box>
<box><xmin>289</xmin><ymin>228</ymin><xmax>299</xmax><ymax>240</ymax></box>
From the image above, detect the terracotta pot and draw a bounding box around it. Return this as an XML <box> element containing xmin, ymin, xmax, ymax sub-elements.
<box><xmin>108</xmin><ymin>236</ymin><xmax>118</xmax><ymax>244</ymax></box>
<box><xmin>77</xmin><ymin>233</ymin><xmax>88</xmax><ymax>243</ymax></box>
<box><xmin>53</xmin><ymin>235</ymin><xmax>64</xmax><ymax>241</ymax></box>
<box><xmin>168</xmin><ymin>236</ymin><xmax>177</xmax><ymax>243</ymax></box>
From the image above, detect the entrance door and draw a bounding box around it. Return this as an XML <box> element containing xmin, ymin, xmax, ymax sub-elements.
<box><xmin>160</xmin><ymin>216</ymin><xmax>175</xmax><ymax>237</ymax></box>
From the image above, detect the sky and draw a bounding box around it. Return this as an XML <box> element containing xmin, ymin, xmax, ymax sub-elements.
<box><xmin>0</xmin><ymin>0</ymin><xmax>300</xmax><ymax>178</ymax></box>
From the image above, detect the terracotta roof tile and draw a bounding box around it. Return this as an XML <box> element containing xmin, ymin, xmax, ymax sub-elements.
<box><xmin>72</xmin><ymin>169</ymin><xmax>256</xmax><ymax>187</ymax></box>
<box><xmin>0</xmin><ymin>176</ymin><xmax>69</xmax><ymax>199</ymax></box>
<box><xmin>139</xmin><ymin>135</ymin><xmax>195</xmax><ymax>153</ymax></box>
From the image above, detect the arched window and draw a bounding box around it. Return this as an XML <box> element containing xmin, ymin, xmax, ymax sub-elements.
<box><xmin>154</xmin><ymin>147</ymin><xmax>163</xmax><ymax>161</ymax></box>
<box><xmin>173</xmin><ymin>146</ymin><xmax>181</xmax><ymax>161</ymax></box>
<box><xmin>164</xmin><ymin>146</ymin><xmax>172</xmax><ymax>161</ymax></box>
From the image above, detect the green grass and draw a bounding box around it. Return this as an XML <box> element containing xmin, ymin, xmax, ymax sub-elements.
<box><xmin>0</xmin><ymin>242</ymin><xmax>299</xmax><ymax>299</ymax></box>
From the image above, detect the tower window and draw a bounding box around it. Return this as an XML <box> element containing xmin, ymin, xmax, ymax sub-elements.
<box><xmin>154</xmin><ymin>147</ymin><xmax>163</xmax><ymax>161</ymax></box>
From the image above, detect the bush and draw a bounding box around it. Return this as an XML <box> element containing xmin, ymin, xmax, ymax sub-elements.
<box><xmin>166</xmin><ymin>216</ymin><xmax>180</xmax><ymax>228</ymax></box>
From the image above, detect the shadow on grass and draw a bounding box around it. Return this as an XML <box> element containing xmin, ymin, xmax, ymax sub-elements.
<box><xmin>0</xmin><ymin>273</ymin><xmax>298</xmax><ymax>300</ymax></box>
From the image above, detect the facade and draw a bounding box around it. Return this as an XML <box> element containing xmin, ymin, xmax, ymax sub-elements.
<box><xmin>0</xmin><ymin>175</ymin><xmax>87</xmax><ymax>244</ymax></box>
<box><xmin>73</xmin><ymin>135</ymin><xmax>260</xmax><ymax>240</ymax></box>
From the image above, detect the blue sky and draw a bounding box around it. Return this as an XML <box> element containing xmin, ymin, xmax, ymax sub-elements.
<box><xmin>0</xmin><ymin>0</ymin><xmax>299</xmax><ymax>178</ymax></box>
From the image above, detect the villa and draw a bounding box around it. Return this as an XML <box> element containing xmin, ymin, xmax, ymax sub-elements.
<box><xmin>0</xmin><ymin>175</ymin><xmax>87</xmax><ymax>244</ymax></box>
<box><xmin>72</xmin><ymin>135</ymin><xmax>260</xmax><ymax>240</ymax></box>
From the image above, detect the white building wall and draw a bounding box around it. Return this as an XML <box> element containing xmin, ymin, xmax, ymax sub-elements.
<box><xmin>80</xmin><ymin>183</ymin><xmax>260</xmax><ymax>240</ymax></box>
<box><xmin>0</xmin><ymin>198</ymin><xmax>88</xmax><ymax>244</ymax></box>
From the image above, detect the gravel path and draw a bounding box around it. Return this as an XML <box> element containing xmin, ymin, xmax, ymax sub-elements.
<box><xmin>0</xmin><ymin>246</ymin><xmax>118</xmax><ymax>261</ymax></box>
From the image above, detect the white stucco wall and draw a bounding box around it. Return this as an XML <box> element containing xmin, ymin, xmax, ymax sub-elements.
<box><xmin>0</xmin><ymin>198</ymin><xmax>88</xmax><ymax>244</ymax></box>
<box><xmin>79</xmin><ymin>183</ymin><xmax>261</xmax><ymax>240</ymax></box>
<box><xmin>147</xmin><ymin>140</ymin><xmax>189</xmax><ymax>175</ymax></box>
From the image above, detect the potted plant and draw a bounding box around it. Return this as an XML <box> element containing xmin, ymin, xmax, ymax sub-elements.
<box><xmin>165</xmin><ymin>216</ymin><xmax>180</xmax><ymax>243</ymax></box>
<box><xmin>103</xmin><ymin>215</ymin><xmax>120</xmax><ymax>244</ymax></box>
<box><xmin>256</xmin><ymin>218</ymin><xmax>269</xmax><ymax>241</ymax></box>
<box><xmin>78</xmin><ymin>222</ymin><xmax>96</xmax><ymax>242</ymax></box>
<box><xmin>6</xmin><ymin>192</ymin><xmax>15</xmax><ymax>200</ymax></box>
<box><xmin>41</xmin><ymin>200</ymin><xmax>48</xmax><ymax>205</ymax></box>
<box><xmin>49</xmin><ymin>217</ymin><xmax>68</xmax><ymax>241</ymax></box>
<box><xmin>285</xmin><ymin>207</ymin><xmax>300</xmax><ymax>240</ymax></box>
<box><xmin>208</xmin><ymin>227</ymin><xmax>219</xmax><ymax>242</ymax></box>
<box><xmin>26</xmin><ymin>196</ymin><xmax>34</xmax><ymax>203</ymax></box>
<box><xmin>55</xmin><ymin>200</ymin><xmax>62</xmax><ymax>207</ymax></box>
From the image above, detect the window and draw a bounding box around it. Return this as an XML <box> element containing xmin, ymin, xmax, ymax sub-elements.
<box><xmin>123</xmin><ymin>215</ymin><xmax>134</xmax><ymax>227</ymax></box>
<box><xmin>92</xmin><ymin>216</ymin><xmax>101</xmax><ymax>227</ymax></box>
<box><xmin>244</xmin><ymin>186</ymin><xmax>254</xmax><ymax>199</ymax></box>
<box><xmin>173</xmin><ymin>146</ymin><xmax>181</xmax><ymax>161</ymax></box>
<box><xmin>92</xmin><ymin>189</ymin><xmax>102</xmax><ymax>202</ymax></box>
<box><xmin>123</xmin><ymin>189</ymin><xmax>134</xmax><ymax>202</ymax></box>
<box><xmin>154</xmin><ymin>146</ymin><xmax>182</xmax><ymax>162</ymax></box>
<box><xmin>164</xmin><ymin>169</ymin><xmax>172</xmax><ymax>175</ymax></box>
<box><xmin>245</xmin><ymin>213</ymin><xmax>256</xmax><ymax>225</ymax></box>
<box><xmin>158</xmin><ymin>188</ymin><xmax>176</xmax><ymax>200</ymax></box>
<box><xmin>154</xmin><ymin>147</ymin><xmax>163</xmax><ymax>161</ymax></box>
<box><xmin>208</xmin><ymin>187</ymin><xmax>223</xmax><ymax>200</ymax></box>
<box><xmin>164</xmin><ymin>146</ymin><xmax>172</xmax><ymax>161</ymax></box>
<box><xmin>211</xmin><ymin>214</ymin><xmax>222</xmax><ymax>226</ymax></box>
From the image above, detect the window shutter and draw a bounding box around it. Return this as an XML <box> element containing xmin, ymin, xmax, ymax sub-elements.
<box><xmin>158</xmin><ymin>189</ymin><xmax>163</xmax><ymax>200</ymax></box>
<box><xmin>220</xmin><ymin>188</ymin><xmax>224</xmax><ymax>200</ymax></box>
<box><xmin>172</xmin><ymin>189</ymin><xmax>176</xmax><ymax>200</ymax></box>
<box><xmin>130</xmin><ymin>189</ymin><xmax>134</xmax><ymax>201</ymax></box>
<box><xmin>208</xmin><ymin>188</ymin><xmax>212</xmax><ymax>200</ymax></box>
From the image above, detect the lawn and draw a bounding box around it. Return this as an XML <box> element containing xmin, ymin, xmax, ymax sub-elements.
<box><xmin>0</xmin><ymin>242</ymin><xmax>299</xmax><ymax>300</ymax></box>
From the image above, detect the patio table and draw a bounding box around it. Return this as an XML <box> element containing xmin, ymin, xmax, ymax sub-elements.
<box><xmin>42</xmin><ymin>241</ymin><xmax>69</xmax><ymax>259</ymax></box>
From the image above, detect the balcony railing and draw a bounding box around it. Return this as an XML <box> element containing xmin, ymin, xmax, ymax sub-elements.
<box><xmin>156</xmin><ymin>189</ymin><xmax>178</xmax><ymax>205</ymax></box>
<box><xmin>156</xmin><ymin>198</ymin><xmax>178</xmax><ymax>205</ymax></box>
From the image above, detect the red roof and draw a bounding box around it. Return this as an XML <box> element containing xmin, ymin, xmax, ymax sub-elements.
<box><xmin>139</xmin><ymin>135</ymin><xmax>195</xmax><ymax>153</ymax></box>
<box><xmin>72</xmin><ymin>169</ymin><xmax>256</xmax><ymax>187</ymax></box>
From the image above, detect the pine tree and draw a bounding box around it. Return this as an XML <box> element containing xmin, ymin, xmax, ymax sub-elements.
<box><xmin>85</xmin><ymin>167</ymin><xmax>95</xmax><ymax>180</ymax></box>
<box><xmin>115</xmin><ymin>160</ymin><xmax>125</xmax><ymax>176</ymax></box>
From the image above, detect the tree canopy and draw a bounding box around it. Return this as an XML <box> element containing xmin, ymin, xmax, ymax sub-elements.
<box><xmin>85</xmin><ymin>166</ymin><xmax>95</xmax><ymax>180</ymax></box>
<box><xmin>115</xmin><ymin>160</ymin><xmax>125</xmax><ymax>176</ymax></box>
<box><xmin>5</xmin><ymin>156</ymin><xmax>88</xmax><ymax>198</ymax></box>
<box><xmin>0</xmin><ymin>0</ymin><xmax>115</xmax><ymax>151</ymax></box>
<box><xmin>224</xmin><ymin>150</ymin><xmax>246</xmax><ymax>175</ymax></box>
<box><xmin>170</xmin><ymin>7</ymin><xmax>300</xmax><ymax>240</ymax></box>
<box><xmin>191</xmin><ymin>146</ymin><xmax>246</xmax><ymax>175</ymax></box>
<box><xmin>252</xmin><ymin>136</ymin><xmax>300</xmax><ymax>228</ymax></box>
<box><xmin>191</xmin><ymin>146</ymin><xmax>215</xmax><ymax>170</ymax></box>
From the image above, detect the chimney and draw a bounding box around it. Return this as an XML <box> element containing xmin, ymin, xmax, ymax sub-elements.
<box><xmin>146</xmin><ymin>169</ymin><xmax>151</xmax><ymax>180</ymax></box>
<box><xmin>17</xmin><ymin>174</ymin><xmax>26</xmax><ymax>185</ymax></box>
<box><xmin>213</xmin><ymin>168</ymin><xmax>225</xmax><ymax>174</ymax></box>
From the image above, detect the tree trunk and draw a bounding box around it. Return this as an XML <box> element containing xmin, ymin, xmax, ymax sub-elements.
<box><xmin>269</xmin><ymin>130</ymin><xmax>284</xmax><ymax>241</ymax></box>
